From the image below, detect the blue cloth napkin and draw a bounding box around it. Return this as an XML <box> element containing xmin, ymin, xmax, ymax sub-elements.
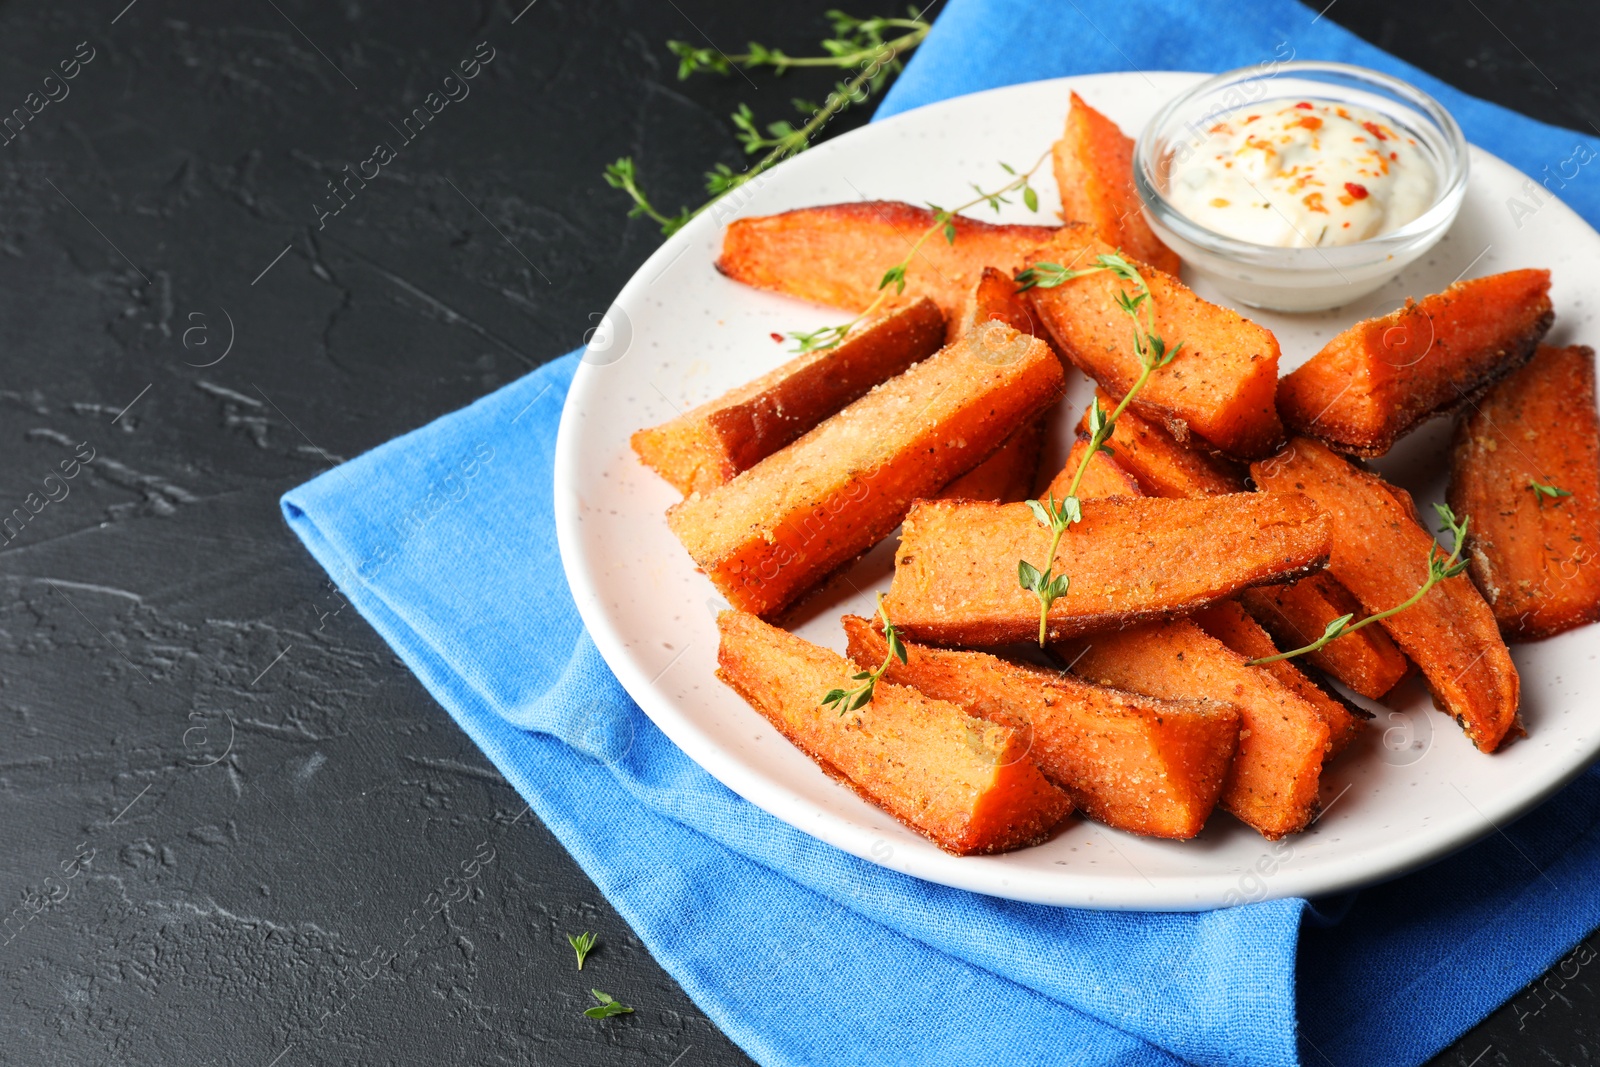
<box><xmin>282</xmin><ymin>2</ymin><xmax>1600</xmax><ymax>1064</ymax></box>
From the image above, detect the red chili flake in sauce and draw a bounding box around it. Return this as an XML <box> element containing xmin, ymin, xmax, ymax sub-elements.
<box><xmin>1296</xmin><ymin>115</ymin><xmax>1323</xmax><ymax>131</ymax></box>
<box><xmin>1362</xmin><ymin>120</ymin><xmax>1388</xmax><ymax>141</ymax></box>
<box><xmin>1344</xmin><ymin>182</ymin><xmax>1370</xmax><ymax>200</ymax></box>
<box><xmin>770</xmin><ymin>332</ymin><xmax>785</xmax><ymax>342</ymax></box>
<box><xmin>1294</xmin><ymin>101</ymin><xmax>1314</xmax><ymax>109</ymax></box>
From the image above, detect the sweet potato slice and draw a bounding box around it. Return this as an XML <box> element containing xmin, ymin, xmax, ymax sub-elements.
<box><xmin>1238</xmin><ymin>575</ymin><xmax>1411</xmax><ymax>700</ymax></box>
<box><xmin>1076</xmin><ymin>389</ymin><xmax>1247</xmax><ymax>497</ymax></box>
<box><xmin>717</xmin><ymin>611</ymin><xmax>1071</xmax><ymax>855</ymax></box>
<box><xmin>669</xmin><ymin>322</ymin><xmax>1065</xmax><ymax>618</ymax></box>
<box><xmin>1059</xmin><ymin>620</ymin><xmax>1329</xmax><ymax>839</ymax></box>
<box><xmin>1042</xmin><ymin>432</ymin><xmax>1145</xmax><ymax>502</ymax></box>
<box><xmin>1252</xmin><ymin>437</ymin><xmax>1521</xmax><ymax>752</ymax></box>
<box><xmin>1449</xmin><ymin>343</ymin><xmax>1600</xmax><ymax>640</ymax></box>
<box><xmin>1053</xmin><ymin>91</ymin><xmax>1181</xmax><ymax>275</ymax></box>
<box><xmin>633</xmin><ymin>298</ymin><xmax>946</xmax><ymax>495</ymax></box>
<box><xmin>844</xmin><ymin>615</ymin><xmax>1238</xmax><ymax>839</ymax></box>
<box><xmin>1278</xmin><ymin>269</ymin><xmax>1554</xmax><ymax>456</ymax></box>
<box><xmin>718</xmin><ymin>201</ymin><xmax>1058</xmax><ymax>328</ymax></box>
<box><xmin>1192</xmin><ymin>600</ymin><xmax>1368</xmax><ymax>760</ymax></box>
<box><xmin>1024</xmin><ymin>226</ymin><xmax>1284</xmax><ymax>458</ymax></box>
<box><xmin>938</xmin><ymin>414</ymin><xmax>1048</xmax><ymax>503</ymax></box>
<box><xmin>884</xmin><ymin>492</ymin><xmax>1331</xmax><ymax>646</ymax></box>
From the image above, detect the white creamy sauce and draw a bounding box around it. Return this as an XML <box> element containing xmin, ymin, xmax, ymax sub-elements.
<box><xmin>1169</xmin><ymin>99</ymin><xmax>1437</xmax><ymax>248</ymax></box>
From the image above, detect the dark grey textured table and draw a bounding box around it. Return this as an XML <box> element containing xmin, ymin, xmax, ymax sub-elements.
<box><xmin>1</xmin><ymin>2</ymin><xmax>1596</xmax><ymax>1064</ymax></box>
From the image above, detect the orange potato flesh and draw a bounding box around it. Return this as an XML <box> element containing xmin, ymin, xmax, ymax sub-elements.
<box><xmin>669</xmin><ymin>323</ymin><xmax>1064</xmax><ymax>619</ymax></box>
<box><xmin>938</xmin><ymin>414</ymin><xmax>1048</xmax><ymax>503</ymax></box>
<box><xmin>956</xmin><ymin>265</ymin><xmax>1058</xmax><ymax>353</ymax></box>
<box><xmin>1053</xmin><ymin>91</ymin><xmax>1181</xmax><ymax>275</ymax></box>
<box><xmin>1252</xmin><ymin>437</ymin><xmax>1521</xmax><ymax>752</ymax></box>
<box><xmin>716</xmin><ymin>611</ymin><xmax>1071</xmax><ymax>855</ymax></box>
<box><xmin>1191</xmin><ymin>599</ymin><xmax>1368</xmax><ymax>760</ymax></box>
<box><xmin>843</xmin><ymin>615</ymin><xmax>1238</xmax><ymax>839</ymax></box>
<box><xmin>884</xmin><ymin>492</ymin><xmax>1331</xmax><ymax>647</ymax></box>
<box><xmin>1024</xmin><ymin>226</ymin><xmax>1284</xmax><ymax>458</ymax></box>
<box><xmin>632</xmin><ymin>298</ymin><xmax>946</xmax><ymax>495</ymax></box>
<box><xmin>1278</xmin><ymin>269</ymin><xmax>1554</xmax><ymax>456</ymax></box>
<box><xmin>1449</xmin><ymin>343</ymin><xmax>1600</xmax><ymax>640</ymax></box>
<box><xmin>1077</xmin><ymin>389</ymin><xmax>1247</xmax><ymax>497</ymax></box>
<box><xmin>717</xmin><ymin>201</ymin><xmax>1058</xmax><ymax>329</ymax></box>
<box><xmin>1043</xmin><ymin>432</ymin><xmax>1145</xmax><ymax>503</ymax></box>
<box><xmin>1059</xmin><ymin>620</ymin><xmax>1330</xmax><ymax>839</ymax></box>
<box><xmin>1238</xmin><ymin>575</ymin><xmax>1411</xmax><ymax>701</ymax></box>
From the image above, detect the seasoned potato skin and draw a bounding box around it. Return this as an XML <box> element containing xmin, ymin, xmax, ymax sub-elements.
<box><xmin>669</xmin><ymin>323</ymin><xmax>1064</xmax><ymax>619</ymax></box>
<box><xmin>632</xmin><ymin>298</ymin><xmax>946</xmax><ymax>495</ymax></box>
<box><xmin>1278</xmin><ymin>269</ymin><xmax>1554</xmax><ymax>457</ymax></box>
<box><xmin>1023</xmin><ymin>226</ymin><xmax>1284</xmax><ymax>459</ymax></box>
<box><xmin>1252</xmin><ymin>437</ymin><xmax>1522</xmax><ymax>753</ymax></box>
<box><xmin>717</xmin><ymin>201</ymin><xmax>1057</xmax><ymax>332</ymax></box>
<box><xmin>1448</xmin><ymin>344</ymin><xmax>1600</xmax><ymax>640</ymax></box>
<box><xmin>1059</xmin><ymin>619</ymin><xmax>1329</xmax><ymax>840</ymax></box>
<box><xmin>1192</xmin><ymin>599</ymin><xmax>1368</xmax><ymax>760</ymax></box>
<box><xmin>844</xmin><ymin>615</ymin><xmax>1239</xmax><ymax>840</ymax></box>
<box><xmin>716</xmin><ymin>611</ymin><xmax>1071</xmax><ymax>855</ymax></box>
<box><xmin>1053</xmin><ymin>90</ymin><xmax>1181</xmax><ymax>275</ymax></box>
<box><xmin>1238</xmin><ymin>575</ymin><xmax>1411</xmax><ymax>700</ymax></box>
<box><xmin>884</xmin><ymin>492</ymin><xmax>1332</xmax><ymax>647</ymax></box>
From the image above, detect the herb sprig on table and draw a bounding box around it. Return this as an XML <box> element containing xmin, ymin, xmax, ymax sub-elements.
<box><xmin>583</xmin><ymin>989</ymin><xmax>634</xmax><ymax>1020</ymax></box>
<box><xmin>604</xmin><ymin>10</ymin><xmax>932</xmax><ymax>238</ymax></box>
<box><xmin>821</xmin><ymin>593</ymin><xmax>907</xmax><ymax>714</ymax></box>
<box><xmin>1246</xmin><ymin>504</ymin><xmax>1471</xmax><ymax>666</ymax></box>
<box><xmin>1012</xmin><ymin>254</ymin><xmax>1184</xmax><ymax>646</ymax></box>
<box><xmin>567</xmin><ymin>930</ymin><xmax>597</xmax><ymax>970</ymax></box>
<box><xmin>789</xmin><ymin>152</ymin><xmax>1049</xmax><ymax>354</ymax></box>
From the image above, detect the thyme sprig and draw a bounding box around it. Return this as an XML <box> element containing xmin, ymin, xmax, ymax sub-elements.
<box><xmin>821</xmin><ymin>594</ymin><xmax>906</xmax><ymax>714</ymax></box>
<box><xmin>1528</xmin><ymin>478</ymin><xmax>1573</xmax><ymax>504</ymax></box>
<box><xmin>583</xmin><ymin>989</ymin><xmax>634</xmax><ymax>1020</ymax></box>
<box><xmin>1247</xmin><ymin>504</ymin><xmax>1471</xmax><ymax>667</ymax></box>
<box><xmin>1013</xmin><ymin>255</ymin><xmax>1184</xmax><ymax>646</ymax></box>
<box><xmin>567</xmin><ymin>931</ymin><xmax>597</xmax><ymax>971</ymax></box>
<box><xmin>790</xmin><ymin>151</ymin><xmax>1051</xmax><ymax>354</ymax></box>
<box><xmin>604</xmin><ymin>10</ymin><xmax>932</xmax><ymax>237</ymax></box>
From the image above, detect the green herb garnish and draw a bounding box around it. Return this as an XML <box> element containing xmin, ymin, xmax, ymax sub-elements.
<box><xmin>821</xmin><ymin>593</ymin><xmax>906</xmax><ymax>714</ymax></box>
<box><xmin>605</xmin><ymin>10</ymin><xmax>933</xmax><ymax>237</ymax></box>
<box><xmin>1247</xmin><ymin>504</ymin><xmax>1471</xmax><ymax>666</ymax></box>
<box><xmin>583</xmin><ymin>989</ymin><xmax>634</xmax><ymax>1020</ymax></box>
<box><xmin>567</xmin><ymin>931</ymin><xmax>597</xmax><ymax>971</ymax></box>
<box><xmin>1528</xmin><ymin>478</ymin><xmax>1573</xmax><ymax>504</ymax></box>
<box><xmin>1014</xmin><ymin>255</ymin><xmax>1183</xmax><ymax>646</ymax></box>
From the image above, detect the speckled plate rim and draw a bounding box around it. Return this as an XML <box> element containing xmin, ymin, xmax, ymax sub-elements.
<box><xmin>554</xmin><ymin>71</ymin><xmax>1600</xmax><ymax>910</ymax></box>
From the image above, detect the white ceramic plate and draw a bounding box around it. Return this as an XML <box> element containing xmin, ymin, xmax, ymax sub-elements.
<box><xmin>554</xmin><ymin>72</ymin><xmax>1600</xmax><ymax>910</ymax></box>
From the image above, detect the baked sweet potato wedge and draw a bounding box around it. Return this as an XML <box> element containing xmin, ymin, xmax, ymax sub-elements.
<box><xmin>633</xmin><ymin>298</ymin><xmax>946</xmax><ymax>495</ymax></box>
<box><xmin>938</xmin><ymin>414</ymin><xmax>1048</xmax><ymax>503</ymax></box>
<box><xmin>718</xmin><ymin>201</ymin><xmax>1058</xmax><ymax>328</ymax></box>
<box><xmin>1023</xmin><ymin>226</ymin><xmax>1284</xmax><ymax>458</ymax></box>
<box><xmin>1238</xmin><ymin>575</ymin><xmax>1411</xmax><ymax>700</ymax></box>
<box><xmin>1059</xmin><ymin>620</ymin><xmax>1329</xmax><ymax>839</ymax></box>
<box><xmin>1043</xmin><ymin>431</ymin><xmax>1145</xmax><ymax>502</ymax></box>
<box><xmin>1278</xmin><ymin>269</ymin><xmax>1554</xmax><ymax>456</ymax></box>
<box><xmin>843</xmin><ymin>615</ymin><xmax>1238</xmax><ymax>839</ymax></box>
<box><xmin>1449</xmin><ymin>343</ymin><xmax>1600</xmax><ymax>640</ymax></box>
<box><xmin>717</xmin><ymin>611</ymin><xmax>1071</xmax><ymax>855</ymax></box>
<box><xmin>669</xmin><ymin>322</ymin><xmax>1065</xmax><ymax>618</ymax></box>
<box><xmin>884</xmin><ymin>492</ymin><xmax>1332</xmax><ymax>646</ymax></box>
<box><xmin>1075</xmin><ymin>389</ymin><xmax>1247</xmax><ymax>497</ymax></box>
<box><xmin>1192</xmin><ymin>599</ymin><xmax>1368</xmax><ymax>760</ymax></box>
<box><xmin>1252</xmin><ymin>437</ymin><xmax>1521</xmax><ymax>752</ymax></box>
<box><xmin>1053</xmin><ymin>91</ymin><xmax>1181</xmax><ymax>275</ymax></box>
